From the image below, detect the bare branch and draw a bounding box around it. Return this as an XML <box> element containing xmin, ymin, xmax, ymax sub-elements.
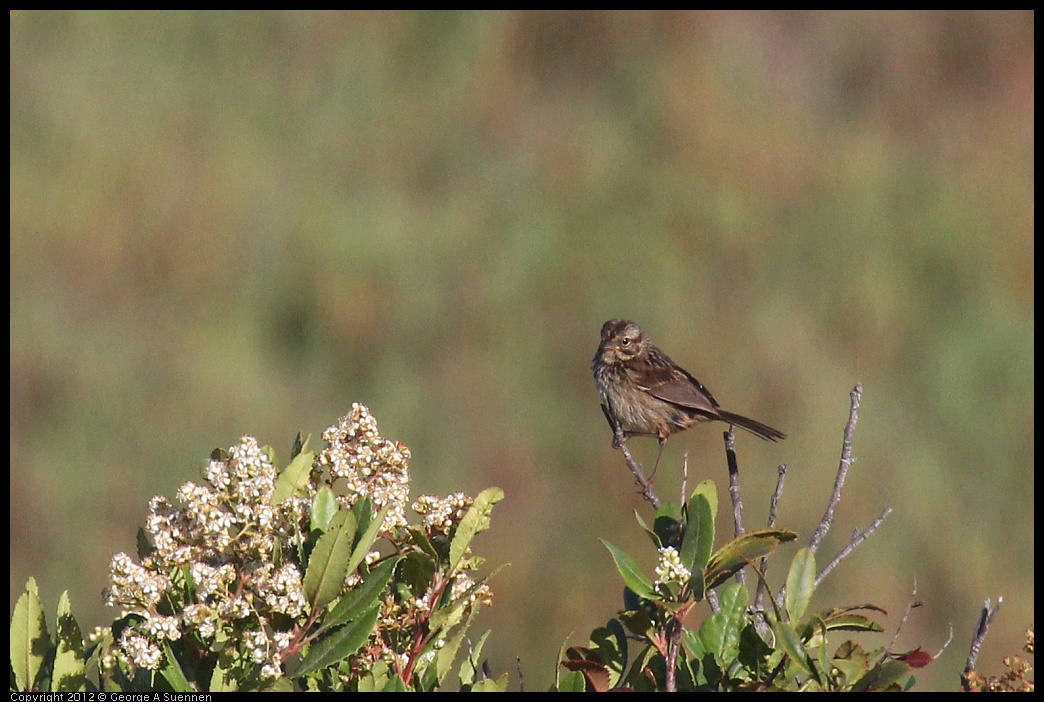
<box><xmin>723</xmin><ymin>427</ymin><xmax>747</xmax><ymax>588</ymax></box>
<box><xmin>809</xmin><ymin>384</ymin><xmax>862</xmax><ymax>553</ymax></box>
<box><xmin>814</xmin><ymin>507</ymin><xmax>892</xmax><ymax>588</ymax></box>
<box><xmin>755</xmin><ymin>464</ymin><xmax>788</xmax><ymax>614</ymax></box>
<box><xmin>603</xmin><ymin>404</ymin><xmax>661</xmax><ymax>509</ymax></box>
<box><xmin>962</xmin><ymin>597</ymin><xmax>1003</xmax><ymax>688</ymax></box>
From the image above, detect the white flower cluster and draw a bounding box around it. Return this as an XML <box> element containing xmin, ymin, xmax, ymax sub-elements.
<box><xmin>654</xmin><ymin>546</ymin><xmax>692</xmax><ymax>587</ymax></box>
<box><xmin>316</xmin><ymin>403</ymin><xmax>411</xmax><ymax>533</ymax></box>
<box><xmin>411</xmin><ymin>492</ymin><xmax>473</xmax><ymax>536</ymax></box>
<box><xmin>104</xmin><ymin>436</ymin><xmax>306</xmax><ymax>679</ymax></box>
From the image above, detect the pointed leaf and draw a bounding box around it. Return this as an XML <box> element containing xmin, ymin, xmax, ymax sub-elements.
<box><xmin>290</xmin><ymin>432</ymin><xmax>310</xmax><ymax>460</ymax></box>
<box><xmin>680</xmin><ymin>492</ymin><xmax>714</xmax><ymax>578</ymax></box>
<box><xmin>471</xmin><ymin>673</ymin><xmax>510</xmax><ymax>691</ymax></box>
<box><xmin>852</xmin><ymin>659</ymin><xmax>914</xmax><ymax>691</ymax></box>
<box><xmin>705</xmin><ymin>528</ymin><xmax>798</xmax><ymax>589</ymax></box>
<box><xmin>600</xmin><ymin>540</ymin><xmax>657</xmax><ymax>600</ymax></box>
<box><xmin>303</xmin><ymin>510</ymin><xmax>358</xmax><ymax>610</ymax></box>
<box><xmin>815</xmin><ymin>612</ymin><xmax>885</xmax><ymax>633</ymax></box>
<box><xmin>310</xmin><ymin>487</ymin><xmax>338</xmax><ymax>533</ymax></box>
<box><xmin>345</xmin><ymin>503</ymin><xmax>391</xmax><ymax>577</ymax></box>
<box><xmin>382</xmin><ymin>674</ymin><xmax>407</xmax><ymax>692</ymax></box>
<box><xmin>558</xmin><ymin>670</ymin><xmax>586</xmax><ymax>692</ymax></box>
<box><xmin>699</xmin><ymin>583</ymin><xmax>748</xmax><ymax>663</ymax></box>
<box><xmin>273</xmin><ymin>449</ymin><xmax>314</xmax><ymax>504</ymax></box>
<box><xmin>291</xmin><ymin>603</ymin><xmax>380</xmax><ymax>678</ymax></box>
<box><xmin>785</xmin><ymin>547</ymin><xmax>816</xmax><ymax>622</ymax></box>
<box><xmin>429</xmin><ymin>564</ymin><xmax>508</xmax><ymax>633</ymax></box>
<box><xmin>450</xmin><ymin>487</ymin><xmax>504</xmax><ymax>570</ymax></box>
<box><xmin>454</xmin><ymin>626</ymin><xmax>490</xmax><ymax>687</ymax></box>
<box><xmin>652</xmin><ymin>502</ymin><xmax>683</xmax><ymax>549</ymax></box>
<box><xmin>160</xmin><ymin>642</ymin><xmax>192</xmax><ymax>692</ymax></box>
<box><xmin>772</xmin><ymin>617</ymin><xmax>820</xmax><ymax>683</ymax></box>
<box><xmin>53</xmin><ymin>592</ymin><xmax>86</xmax><ymax>692</ymax></box>
<box><xmin>692</xmin><ymin>480</ymin><xmax>718</xmax><ymax>521</ymax></box>
<box><xmin>319</xmin><ymin>555</ymin><xmax>401</xmax><ymax>634</ymax></box>
<box><xmin>10</xmin><ymin>578</ymin><xmax>48</xmax><ymax>692</ymax></box>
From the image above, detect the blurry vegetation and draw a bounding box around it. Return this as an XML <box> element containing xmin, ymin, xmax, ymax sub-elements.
<box><xmin>10</xmin><ymin>11</ymin><xmax>1033</xmax><ymax>692</ymax></box>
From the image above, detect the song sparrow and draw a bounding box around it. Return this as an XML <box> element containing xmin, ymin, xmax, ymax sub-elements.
<box><xmin>592</xmin><ymin>319</ymin><xmax>784</xmax><ymax>472</ymax></box>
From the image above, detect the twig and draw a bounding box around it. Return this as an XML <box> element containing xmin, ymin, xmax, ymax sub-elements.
<box><xmin>680</xmin><ymin>451</ymin><xmax>688</xmax><ymax>508</ymax></box>
<box><xmin>602</xmin><ymin>404</ymin><xmax>661</xmax><ymax>509</ymax></box>
<box><xmin>886</xmin><ymin>579</ymin><xmax>923</xmax><ymax>655</ymax></box>
<box><xmin>723</xmin><ymin>427</ymin><xmax>746</xmax><ymax>588</ymax></box>
<box><xmin>815</xmin><ymin>508</ymin><xmax>892</xmax><ymax>588</ymax></box>
<box><xmin>665</xmin><ymin>611</ymin><xmax>685</xmax><ymax>692</ymax></box>
<box><xmin>754</xmin><ymin>464</ymin><xmax>787</xmax><ymax>614</ymax></box>
<box><xmin>775</xmin><ymin>384</ymin><xmax>891</xmax><ymax>611</ymax></box>
<box><xmin>809</xmin><ymin>384</ymin><xmax>861</xmax><ymax>553</ymax></box>
<box><xmin>962</xmin><ymin>597</ymin><xmax>1002</xmax><ymax>689</ymax></box>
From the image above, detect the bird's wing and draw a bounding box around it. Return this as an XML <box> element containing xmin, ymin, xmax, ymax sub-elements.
<box><xmin>638</xmin><ymin>365</ymin><xmax>721</xmax><ymax>414</ymax></box>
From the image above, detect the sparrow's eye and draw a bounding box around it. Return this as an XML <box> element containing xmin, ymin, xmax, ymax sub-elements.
<box><xmin>620</xmin><ymin>337</ymin><xmax>630</xmax><ymax>346</ymax></box>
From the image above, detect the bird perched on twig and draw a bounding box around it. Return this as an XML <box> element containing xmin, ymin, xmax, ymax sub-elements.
<box><xmin>592</xmin><ymin>319</ymin><xmax>784</xmax><ymax>475</ymax></box>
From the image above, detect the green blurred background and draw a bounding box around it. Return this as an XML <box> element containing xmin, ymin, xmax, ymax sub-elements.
<box><xmin>10</xmin><ymin>11</ymin><xmax>1033</xmax><ymax>690</ymax></box>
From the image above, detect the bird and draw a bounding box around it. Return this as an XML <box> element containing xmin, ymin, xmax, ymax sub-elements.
<box><xmin>591</xmin><ymin>319</ymin><xmax>784</xmax><ymax>475</ymax></box>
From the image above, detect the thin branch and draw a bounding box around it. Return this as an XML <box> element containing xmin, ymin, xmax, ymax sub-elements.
<box><xmin>665</xmin><ymin>611</ymin><xmax>685</xmax><ymax>692</ymax></box>
<box><xmin>809</xmin><ymin>383</ymin><xmax>861</xmax><ymax>553</ymax></box>
<box><xmin>680</xmin><ymin>451</ymin><xmax>689</xmax><ymax>508</ymax></box>
<box><xmin>814</xmin><ymin>507</ymin><xmax>892</xmax><ymax>588</ymax></box>
<box><xmin>602</xmin><ymin>404</ymin><xmax>661</xmax><ymax>509</ymax></box>
<box><xmin>962</xmin><ymin>597</ymin><xmax>1003</xmax><ymax>687</ymax></box>
<box><xmin>886</xmin><ymin>579</ymin><xmax>923</xmax><ymax>655</ymax></box>
<box><xmin>754</xmin><ymin>464</ymin><xmax>787</xmax><ymax>614</ymax></box>
<box><xmin>723</xmin><ymin>427</ymin><xmax>746</xmax><ymax>588</ymax></box>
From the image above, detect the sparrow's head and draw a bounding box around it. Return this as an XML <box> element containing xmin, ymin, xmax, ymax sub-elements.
<box><xmin>597</xmin><ymin>319</ymin><xmax>649</xmax><ymax>363</ymax></box>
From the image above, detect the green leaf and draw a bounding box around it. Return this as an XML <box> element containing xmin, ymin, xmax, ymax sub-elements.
<box><xmin>651</xmin><ymin>502</ymin><xmax>683</xmax><ymax>549</ymax></box>
<box><xmin>303</xmin><ymin>509</ymin><xmax>358</xmax><ymax>610</ymax></box>
<box><xmin>785</xmin><ymin>547</ymin><xmax>816</xmax><ymax>622</ymax></box>
<box><xmin>588</xmin><ymin>624</ymin><xmax>626</xmax><ymax>689</ymax></box>
<box><xmin>679</xmin><ymin>492</ymin><xmax>714</xmax><ymax>579</ymax></box>
<box><xmin>435</xmin><ymin>610</ymin><xmax>475</xmax><ymax>685</ymax></box>
<box><xmin>136</xmin><ymin>527</ymin><xmax>153</xmax><ymax>561</ymax></box>
<box><xmin>558</xmin><ymin>670</ymin><xmax>586</xmax><ymax>692</ymax></box>
<box><xmin>698</xmin><ymin>583</ymin><xmax>748</xmax><ymax>663</ymax></box>
<box><xmin>345</xmin><ymin>502</ymin><xmax>391</xmax><ymax>578</ymax></box>
<box><xmin>633</xmin><ymin>509</ymin><xmax>661</xmax><ymax>548</ymax></box>
<box><xmin>470</xmin><ymin>673</ymin><xmax>509</xmax><ymax>691</ymax></box>
<box><xmin>683</xmin><ymin>627</ymin><xmax>705</xmax><ymax>659</ymax></box>
<box><xmin>320</xmin><ymin>555</ymin><xmax>401</xmax><ymax>634</ymax></box>
<box><xmin>273</xmin><ymin>448</ymin><xmax>314</xmax><ymax>504</ymax></box>
<box><xmin>429</xmin><ymin>564</ymin><xmax>508</xmax><ymax>634</ymax></box>
<box><xmin>455</xmin><ymin>627</ymin><xmax>491</xmax><ymax>687</ymax></box>
<box><xmin>705</xmin><ymin>528</ymin><xmax>798</xmax><ymax>590</ymax></box>
<box><xmin>52</xmin><ymin>591</ymin><xmax>86</xmax><ymax>692</ymax></box>
<box><xmin>450</xmin><ymin>487</ymin><xmax>505</xmax><ymax>570</ymax></box>
<box><xmin>692</xmin><ymin>480</ymin><xmax>718</xmax><ymax>521</ymax></box>
<box><xmin>358</xmin><ymin>660</ymin><xmax>391</xmax><ymax>692</ymax></box>
<box><xmin>382</xmin><ymin>674</ymin><xmax>407</xmax><ymax>692</ymax></box>
<box><xmin>599</xmin><ymin>540</ymin><xmax>657</xmax><ymax>600</ymax></box>
<box><xmin>772</xmin><ymin>617</ymin><xmax>819</xmax><ymax>683</ymax></box>
<box><xmin>352</xmin><ymin>497</ymin><xmax>374</xmax><ymax>540</ymax></box>
<box><xmin>618</xmin><ymin>609</ymin><xmax>655</xmax><ymax>641</ymax></box>
<box><xmin>851</xmin><ymin>659</ymin><xmax>914</xmax><ymax>692</ymax></box>
<box><xmin>292</xmin><ymin>603</ymin><xmax>380</xmax><ymax>678</ymax></box>
<box><xmin>310</xmin><ymin>486</ymin><xmax>339</xmax><ymax>533</ymax></box>
<box><xmin>159</xmin><ymin>642</ymin><xmax>192</xmax><ymax>692</ymax></box>
<box><xmin>10</xmin><ymin>578</ymin><xmax>48</xmax><ymax>692</ymax></box>
<box><xmin>290</xmin><ymin>432</ymin><xmax>310</xmax><ymax>460</ymax></box>
<box><xmin>209</xmin><ymin>662</ymin><xmax>237</xmax><ymax>692</ymax></box>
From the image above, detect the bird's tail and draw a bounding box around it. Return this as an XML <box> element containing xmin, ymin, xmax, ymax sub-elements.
<box><xmin>717</xmin><ymin>410</ymin><xmax>786</xmax><ymax>442</ymax></box>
